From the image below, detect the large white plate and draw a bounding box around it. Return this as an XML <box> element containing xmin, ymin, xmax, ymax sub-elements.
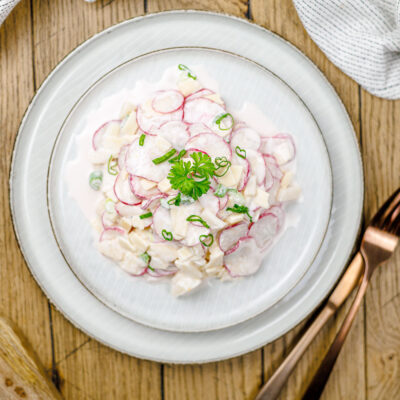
<box><xmin>48</xmin><ymin>47</ymin><xmax>332</xmax><ymax>332</ymax></box>
<box><xmin>10</xmin><ymin>11</ymin><xmax>362</xmax><ymax>362</ymax></box>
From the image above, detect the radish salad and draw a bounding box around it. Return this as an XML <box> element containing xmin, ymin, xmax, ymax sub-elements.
<box><xmin>86</xmin><ymin>64</ymin><xmax>301</xmax><ymax>297</ymax></box>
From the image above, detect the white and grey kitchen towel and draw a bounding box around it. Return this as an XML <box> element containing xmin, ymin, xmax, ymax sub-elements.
<box><xmin>293</xmin><ymin>0</ymin><xmax>400</xmax><ymax>99</ymax></box>
<box><xmin>1</xmin><ymin>0</ymin><xmax>400</xmax><ymax>99</ymax></box>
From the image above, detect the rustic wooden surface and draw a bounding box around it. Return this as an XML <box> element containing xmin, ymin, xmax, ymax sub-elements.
<box><xmin>0</xmin><ymin>0</ymin><xmax>399</xmax><ymax>399</ymax></box>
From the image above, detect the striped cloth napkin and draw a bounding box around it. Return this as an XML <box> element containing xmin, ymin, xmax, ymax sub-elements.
<box><xmin>1</xmin><ymin>0</ymin><xmax>399</xmax><ymax>99</ymax></box>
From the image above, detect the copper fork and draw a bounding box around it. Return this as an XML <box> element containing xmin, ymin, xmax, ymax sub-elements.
<box><xmin>255</xmin><ymin>187</ymin><xmax>400</xmax><ymax>400</ymax></box>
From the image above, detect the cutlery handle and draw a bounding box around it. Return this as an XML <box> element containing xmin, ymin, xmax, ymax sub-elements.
<box><xmin>302</xmin><ymin>265</ymin><xmax>369</xmax><ymax>399</ymax></box>
<box><xmin>254</xmin><ymin>253</ymin><xmax>364</xmax><ymax>400</ymax></box>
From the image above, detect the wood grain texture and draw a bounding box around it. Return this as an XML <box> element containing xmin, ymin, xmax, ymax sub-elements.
<box><xmin>361</xmin><ymin>93</ymin><xmax>400</xmax><ymax>400</ymax></box>
<box><xmin>0</xmin><ymin>0</ymin><xmax>53</xmax><ymax>381</ymax></box>
<box><xmin>0</xmin><ymin>316</ymin><xmax>61</xmax><ymax>399</ymax></box>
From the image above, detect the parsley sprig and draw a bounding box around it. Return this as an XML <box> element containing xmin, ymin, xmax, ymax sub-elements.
<box><xmin>167</xmin><ymin>152</ymin><xmax>216</xmax><ymax>201</ymax></box>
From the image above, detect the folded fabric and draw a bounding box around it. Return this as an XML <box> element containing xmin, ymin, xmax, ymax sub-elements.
<box><xmin>0</xmin><ymin>0</ymin><xmax>19</xmax><ymax>26</ymax></box>
<box><xmin>293</xmin><ymin>0</ymin><xmax>400</xmax><ymax>99</ymax></box>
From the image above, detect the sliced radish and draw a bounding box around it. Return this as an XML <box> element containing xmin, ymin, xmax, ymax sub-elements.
<box><xmin>113</xmin><ymin>172</ymin><xmax>141</xmax><ymax>206</ymax></box>
<box><xmin>218</xmin><ymin>195</ymin><xmax>228</xmax><ymax>210</ymax></box>
<box><xmin>140</xmin><ymin>194</ymin><xmax>166</xmax><ymax>210</ymax></box>
<box><xmin>224</xmin><ymin>237</ymin><xmax>263</xmax><ymax>276</ymax></box>
<box><xmin>232</xmin><ymin>154</ymin><xmax>250</xmax><ymax>191</ymax></box>
<box><xmin>101</xmin><ymin>212</ymin><xmax>117</xmax><ymax>229</ymax></box>
<box><xmin>136</xmin><ymin>104</ymin><xmax>183</xmax><ymax>134</ymax></box>
<box><xmin>92</xmin><ymin>119</ymin><xmax>121</xmax><ymax>151</ymax></box>
<box><xmin>264</xmin><ymin>154</ymin><xmax>283</xmax><ymax>181</ymax></box>
<box><xmin>156</xmin><ymin>121</ymin><xmax>190</xmax><ymax>150</ymax></box>
<box><xmin>249</xmin><ymin>212</ymin><xmax>280</xmax><ymax>249</ymax></box>
<box><xmin>230</xmin><ymin>127</ymin><xmax>261</xmax><ymax>152</ymax></box>
<box><xmin>118</xmin><ymin>144</ymin><xmax>129</xmax><ymax>170</ymax></box>
<box><xmin>99</xmin><ymin>226</ymin><xmax>125</xmax><ymax>241</ymax></box>
<box><xmin>152</xmin><ymin>206</ymin><xmax>173</xmax><ymax>240</ymax></box>
<box><xmin>115</xmin><ymin>202</ymin><xmax>144</xmax><ymax>217</ymax></box>
<box><xmin>185</xmin><ymin>88</ymin><xmax>215</xmax><ymax>101</ymax></box>
<box><xmin>125</xmin><ymin>136</ymin><xmax>171</xmax><ymax>182</ymax></box>
<box><xmin>260</xmin><ymin>134</ymin><xmax>296</xmax><ymax>165</ymax></box>
<box><xmin>187</xmin><ymin>122</ymin><xmax>212</xmax><ymax>136</ymax></box>
<box><xmin>185</xmin><ymin>132</ymin><xmax>232</xmax><ymax>160</ymax></box>
<box><xmin>152</xmin><ymin>90</ymin><xmax>184</xmax><ymax>114</ymax></box>
<box><xmin>147</xmin><ymin>267</ymin><xmax>178</xmax><ymax>277</ymax></box>
<box><xmin>198</xmin><ymin>191</ymin><xmax>220</xmax><ymax>215</ymax></box>
<box><xmin>218</xmin><ymin>222</ymin><xmax>249</xmax><ymax>253</ymax></box>
<box><xmin>247</xmin><ymin>149</ymin><xmax>266</xmax><ymax>185</ymax></box>
<box><xmin>129</xmin><ymin>175</ymin><xmax>160</xmax><ymax>199</ymax></box>
<box><xmin>181</xmin><ymin>224</ymin><xmax>209</xmax><ymax>247</ymax></box>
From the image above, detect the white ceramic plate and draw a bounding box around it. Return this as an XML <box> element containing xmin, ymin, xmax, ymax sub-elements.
<box><xmin>10</xmin><ymin>11</ymin><xmax>362</xmax><ymax>362</ymax></box>
<box><xmin>48</xmin><ymin>47</ymin><xmax>332</xmax><ymax>332</ymax></box>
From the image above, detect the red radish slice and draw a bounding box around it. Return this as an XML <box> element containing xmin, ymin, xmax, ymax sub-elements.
<box><xmin>152</xmin><ymin>206</ymin><xmax>173</xmax><ymax>240</ymax></box>
<box><xmin>218</xmin><ymin>222</ymin><xmax>249</xmax><ymax>253</ymax></box>
<box><xmin>156</xmin><ymin>121</ymin><xmax>190</xmax><ymax>150</ymax></box>
<box><xmin>147</xmin><ymin>267</ymin><xmax>178</xmax><ymax>277</ymax></box>
<box><xmin>92</xmin><ymin>119</ymin><xmax>121</xmax><ymax>151</ymax></box>
<box><xmin>249</xmin><ymin>212</ymin><xmax>280</xmax><ymax>248</ymax></box>
<box><xmin>113</xmin><ymin>172</ymin><xmax>141</xmax><ymax>206</ymax></box>
<box><xmin>125</xmin><ymin>136</ymin><xmax>171</xmax><ymax>182</ymax></box>
<box><xmin>260</xmin><ymin>134</ymin><xmax>296</xmax><ymax>165</ymax></box>
<box><xmin>152</xmin><ymin>90</ymin><xmax>184</xmax><ymax>114</ymax></box>
<box><xmin>99</xmin><ymin>226</ymin><xmax>124</xmax><ymax>241</ymax></box>
<box><xmin>230</xmin><ymin>127</ymin><xmax>261</xmax><ymax>151</ymax></box>
<box><xmin>185</xmin><ymin>88</ymin><xmax>215</xmax><ymax>101</ymax></box>
<box><xmin>181</xmin><ymin>224</ymin><xmax>209</xmax><ymax>247</ymax></box>
<box><xmin>115</xmin><ymin>202</ymin><xmax>144</xmax><ymax>217</ymax></box>
<box><xmin>187</xmin><ymin>122</ymin><xmax>212</xmax><ymax>136</ymax></box>
<box><xmin>136</xmin><ymin>104</ymin><xmax>183</xmax><ymax>134</ymax></box>
<box><xmin>129</xmin><ymin>268</ymin><xmax>148</xmax><ymax>277</ymax></box>
<box><xmin>247</xmin><ymin>149</ymin><xmax>266</xmax><ymax>185</ymax></box>
<box><xmin>140</xmin><ymin>194</ymin><xmax>166</xmax><ymax>210</ymax></box>
<box><xmin>264</xmin><ymin>154</ymin><xmax>284</xmax><ymax>181</ymax></box>
<box><xmin>118</xmin><ymin>144</ymin><xmax>129</xmax><ymax>170</ymax></box>
<box><xmin>185</xmin><ymin>132</ymin><xmax>232</xmax><ymax>160</ymax></box>
<box><xmin>101</xmin><ymin>212</ymin><xmax>117</xmax><ymax>229</ymax></box>
<box><xmin>232</xmin><ymin>154</ymin><xmax>250</xmax><ymax>191</ymax></box>
<box><xmin>129</xmin><ymin>175</ymin><xmax>160</xmax><ymax>199</ymax></box>
<box><xmin>218</xmin><ymin>195</ymin><xmax>228</xmax><ymax>210</ymax></box>
<box><xmin>224</xmin><ymin>237</ymin><xmax>263</xmax><ymax>276</ymax></box>
<box><xmin>198</xmin><ymin>191</ymin><xmax>220</xmax><ymax>215</ymax></box>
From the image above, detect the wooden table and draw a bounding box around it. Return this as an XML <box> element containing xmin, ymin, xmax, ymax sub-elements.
<box><xmin>1</xmin><ymin>1</ymin><xmax>399</xmax><ymax>399</ymax></box>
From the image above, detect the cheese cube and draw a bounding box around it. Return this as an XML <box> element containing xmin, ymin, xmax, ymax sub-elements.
<box><xmin>177</xmin><ymin>246</ymin><xmax>194</xmax><ymax>261</ymax></box>
<box><xmin>244</xmin><ymin>175</ymin><xmax>257</xmax><ymax>197</ymax></box>
<box><xmin>121</xmin><ymin>111</ymin><xmax>138</xmax><ymax>135</ymax></box>
<box><xmin>155</xmin><ymin>136</ymin><xmax>172</xmax><ymax>153</ymax></box>
<box><xmin>131</xmin><ymin>215</ymin><xmax>150</xmax><ymax>230</ymax></box>
<box><xmin>97</xmin><ymin>238</ymin><xmax>124</xmax><ymax>261</ymax></box>
<box><xmin>273</xmin><ymin>143</ymin><xmax>292</xmax><ymax>165</ymax></box>
<box><xmin>140</xmin><ymin>178</ymin><xmax>157</xmax><ymax>191</ymax></box>
<box><xmin>128</xmin><ymin>231</ymin><xmax>149</xmax><ymax>253</ymax></box>
<box><xmin>174</xmin><ymin>260</ymin><xmax>203</xmax><ymax>279</ymax></box>
<box><xmin>119</xmin><ymin>217</ymin><xmax>132</xmax><ymax>231</ymax></box>
<box><xmin>254</xmin><ymin>188</ymin><xmax>270</xmax><ymax>209</ymax></box>
<box><xmin>119</xmin><ymin>102</ymin><xmax>135</xmax><ymax>119</ymax></box>
<box><xmin>205</xmin><ymin>93</ymin><xmax>224</xmax><ymax>105</ymax></box>
<box><xmin>200</xmin><ymin>208</ymin><xmax>226</xmax><ymax>230</ymax></box>
<box><xmin>170</xmin><ymin>207</ymin><xmax>188</xmax><ymax>239</ymax></box>
<box><xmin>177</xmin><ymin>78</ymin><xmax>201</xmax><ymax>96</ymax></box>
<box><xmin>105</xmin><ymin>121</ymin><xmax>120</xmax><ymax>137</ymax></box>
<box><xmin>225</xmin><ymin>213</ymin><xmax>245</xmax><ymax>225</ymax></box>
<box><xmin>171</xmin><ymin>272</ymin><xmax>202</xmax><ymax>297</ymax></box>
<box><xmin>218</xmin><ymin>165</ymin><xmax>243</xmax><ymax>187</ymax></box>
<box><xmin>277</xmin><ymin>185</ymin><xmax>302</xmax><ymax>202</ymax></box>
<box><xmin>281</xmin><ymin>171</ymin><xmax>293</xmax><ymax>188</ymax></box>
<box><xmin>158</xmin><ymin>177</ymin><xmax>172</xmax><ymax>193</ymax></box>
<box><xmin>148</xmin><ymin>243</ymin><xmax>178</xmax><ymax>263</ymax></box>
<box><xmin>120</xmin><ymin>252</ymin><xmax>147</xmax><ymax>275</ymax></box>
<box><xmin>118</xmin><ymin>236</ymin><xmax>136</xmax><ymax>253</ymax></box>
<box><xmin>206</xmin><ymin>245</ymin><xmax>224</xmax><ymax>268</ymax></box>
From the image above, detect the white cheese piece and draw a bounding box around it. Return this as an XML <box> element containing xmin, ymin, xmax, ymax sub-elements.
<box><xmin>170</xmin><ymin>207</ymin><xmax>189</xmax><ymax>240</ymax></box>
<box><xmin>105</xmin><ymin>121</ymin><xmax>120</xmax><ymax>137</ymax></box>
<box><xmin>97</xmin><ymin>238</ymin><xmax>124</xmax><ymax>261</ymax></box>
<box><xmin>177</xmin><ymin>246</ymin><xmax>194</xmax><ymax>261</ymax></box>
<box><xmin>120</xmin><ymin>252</ymin><xmax>147</xmax><ymax>275</ymax></box>
<box><xmin>118</xmin><ymin>236</ymin><xmax>136</xmax><ymax>253</ymax></box>
<box><xmin>158</xmin><ymin>177</ymin><xmax>172</xmax><ymax>193</ymax></box>
<box><xmin>143</xmin><ymin>98</ymin><xmax>158</xmax><ymax>118</ymax></box>
<box><xmin>177</xmin><ymin>78</ymin><xmax>201</xmax><ymax>96</ymax></box>
<box><xmin>128</xmin><ymin>231</ymin><xmax>149</xmax><ymax>253</ymax></box>
<box><xmin>174</xmin><ymin>259</ymin><xmax>203</xmax><ymax>279</ymax></box>
<box><xmin>150</xmin><ymin>256</ymin><xmax>170</xmax><ymax>270</ymax></box>
<box><xmin>121</xmin><ymin>111</ymin><xmax>138</xmax><ymax>135</ymax></box>
<box><xmin>140</xmin><ymin>178</ymin><xmax>157</xmax><ymax>191</ymax></box>
<box><xmin>204</xmin><ymin>93</ymin><xmax>224</xmax><ymax>105</ymax></box>
<box><xmin>171</xmin><ymin>272</ymin><xmax>202</xmax><ymax>297</ymax></box>
<box><xmin>131</xmin><ymin>215</ymin><xmax>150</xmax><ymax>230</ymax></box>
<box><xmin>119</xmin><ymin>102</ymin><xmax>136</xmax><ymax>118</ymax></box>
<box><xmin>273</xmin><ymin>143</ymin><xmax>292</xmax><ymax>165</ymax></box>
<box><xmin>225</xmin><ymin>213</ymin><xmax>245</xmax><ymax>225</ymax></box>
<box><xmin>254</xmin><ymin>188</ymin><xmax>270</xmax><ymax>209</ymax></box>
<box><xmin>148</xmin><ymin>243</ymin><xmax>178</xmax><ymax>263</ymax></box>
<box><xmin>281</xmin><ymin>170</ymin><xmax>294</xmax><ymax>188</ymax></box>
<box><xmin>277</xmin><ymin>185</ymin><xmax>302</xmax><ymax>202</ymax></box>
<box><xmin>155</xmin><ymin>135</ymin><xmax>172</xmax><ymax>153</ymax></box>
<box><xmin>206</xmin><ymin>245</ymin><xmax>224</xmax><ymax>268</ymax></box>
<box><xmin>218</xmin><ymin>165</ymin><xmax>243</xmax><ymax>187</ymax></box>
<box><xmin>119</xmin><ymin>217</ymin><xmax>132</xmax><ymax>231</ymax></box>
<box><xmin>244</xmin><ymin>175</ymin><xmax>257</xmax><ymax>197</ymax></box>
<box><xmin>200</xmin><ymin>208</ymin><xmax>226</xmax><ymax>230</ymax></box>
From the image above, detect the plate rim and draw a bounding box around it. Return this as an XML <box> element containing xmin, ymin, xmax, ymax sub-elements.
<box><xmin>9</xmin><ymin>10</ymin><xmax>364</xmax><ymax>363</ymax></box>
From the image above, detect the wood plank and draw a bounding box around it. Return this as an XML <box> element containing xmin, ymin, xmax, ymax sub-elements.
<box><xmin>31</xmin><ymin>1</ymin><xmax>161</xmax><ymax>399</ymax></box>
<box><xmin>0</xmin><ymin>0</ymin><xmax>53</xmax><ymax>381</ymax></box>
<box><xmin>361</xmin><ymin>93</ymin><xmax>400</xmax><ymax>399</ymax></box>
<box><xmin>251</xmin><ymin>0</ymin><xmax>365</xmax><ymax>398</ymax></box>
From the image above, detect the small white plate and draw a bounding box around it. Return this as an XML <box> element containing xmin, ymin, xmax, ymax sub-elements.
<box><xmin>48</xmin><ymin>47</ymin><xmax>332</xmax><ymax>332</ymax></box>
<box><xmin>10</xmin><ymin>11</ymin><xmax>362</xmax><ymax>362</ymax></box>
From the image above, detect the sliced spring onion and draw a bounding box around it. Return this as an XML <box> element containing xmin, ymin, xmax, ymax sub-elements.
<box><xmin>199</xmin><ymin>234</ymin><xmax>214</xmax><ymax>247</ymax></box>
<box><xmin>226</xmin><ymin>204</ymin><xmax>253</xmax><ymax>222</ymax></box>
<box><xmin>214</xmin><ymin>156</ymin><xmax>231</xmax><ymax>177</ymax></box>
<box><xmin>140</xmin><ymin>252</ymin><xmax>151</xmax><ymax>264</ymax></box>
<box><xmin>107</xmin><ymin>155</ymin><xmax>118</xmax><ymax>175</ymax></box>
<box><xmin>89</xmin><ymin>171</ymin><xmax>103</xmax><ymax>191</ymax></box>
<box><xmin>162</xmin><ymin>229</ymin><xmax>173</xmax><ymax>241</ymax></box>
<box><xmin>105</xmin><ymin>198</ymin><xmax>115</xmax><ymax>213</ymax></box>
<box><xmin>147</xmin><ymin>265</ymin><xmax>155</xmax><ymax>272</ymax></box>
<box><xmin>214</xmin><ymin>113</ymin><xmax>234</xmax><ymax>131</ymax></box>
<box><xmin>235</xmin><ymin>146</ymin><xmax>247</xmax><ymax>159</ymax></box>
<box><xmin>214</xmin><ymin>184</ymin><xmax>228</xmax><ymax>198</ymax></box>
<box><xmin>139</xmin><ymin>212</ymin><xmax>153</xmax><ymax>219</ymax></box>
<box><xmin>160</xmin><ymin>198</ymin><xmax>171</xmax><ymax>209</ymax></box>
<box><xmin>167</xmin><ymin>193</ymin><xmax>181</xmax><ymax>206</ymax></box>
<box><xmin>168</xmin><ymin>149</ymin><xmax>187</xmax><ymax>163</ymax></box>
<box><xmin>139</xmin><ymin>134</ymin><xmax>146</xmax><ymax>146</ymax></box>
<box><xmin>178</xmin><ymin>64</ymin><xmax>197</xmax><ymax>80</ymax></box>
<box><xmin>186</xmin><ymin>215</ymin><xmax>210</xmax><ymax>228</ymax></box>
<box><xmin>152</xmin><ymin>148</ymin><xmax>177</xmax><ymax>165</ymax></box>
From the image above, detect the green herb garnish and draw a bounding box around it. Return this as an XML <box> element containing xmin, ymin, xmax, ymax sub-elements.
<box><xmin>214</xmin><ymin>156</ymin><xmax>231</xmax><ymax>177</ymax></box>
<box><xmin>139</xmin><ymin>134</ymin><xmax>146</xmax><ymax>146</ymax></box>
<box><xmin>139</xmin><ymin>212</ymin><xmax>153</xmax><ymax>219</ymax></box>
<box><xmin>167</xmin><ymin>152</ymin><xmax>216</xmax><ymax>200</ymax></box>
<box><xmin>199</xmin><ymin>234</ymin><xmax>214</xmax><ymax>247</ymax></box>
<box><xmin>235</xmin><ymin>146</ymin><xmax>246</xmax><ymax>159</ymax></box>
<box><xmin>140</xmin><ymin>252</ymin><xmax>151</xmax><ymax>264</ymax></box>
<box><xmin>214</xmin><ymin>113</ymin><xmax>234</xmax><ymax>131</ymax></box>
<box><xmin>178</xmin><ymin>64</ymin><xmax>197</xmax><ymax>80</ymax></box>
<box><xmin>152</xmin><ymin>148</ymin><xmax>177</xmax><ymax>165</ymax></box>
<box><xmin>168</xmin><ymin>149</ymin><xmax>187</xmax><ymax>163</ymax></box>
<box><xmin>107</xmin><ymin>155</ymin><xmax>118</xmax><ymax>176</ymax></box>
<box><xmin>89</xmin><ymin>171</ymin><xmax>103</xmax><ymax>191</ymax></box>
<box><xmin>167</xmin><ymin>193</ymin><xmax>182</xmax><ymax>206</ymax></box>
<box><xmin>214</xmin><ymin>184</ymin><xmax>228</xmax><ymax>198</ymax></box>
<box><xmin>226</xmin><ymin>204</ymin><xmax>253</xmax><ymax>222</ymax></box>
<box><xmin>162</xmin><ymin>230</ymin><xmax>173</xmax><ymax>241</ymax></box>
<box><xmin>186</xmin><ymin>215</ymin><xmax>210</xmax><ymax>228</ymax></box>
